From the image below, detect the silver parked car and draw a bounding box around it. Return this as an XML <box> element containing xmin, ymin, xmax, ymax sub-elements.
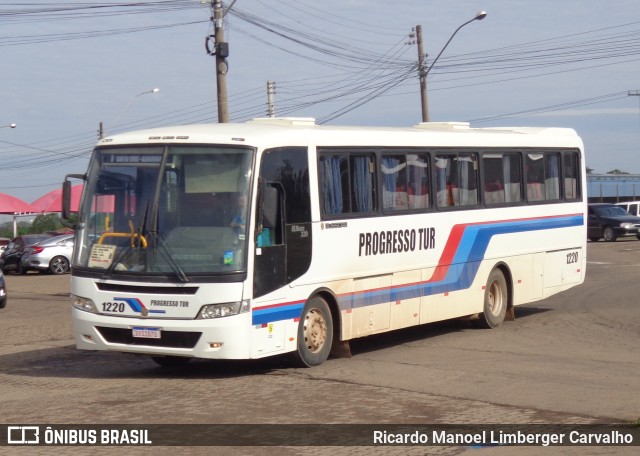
<box><xmin>21</xmin><ymin>234</ymin><xmax>74</xmax><ymax>275</ymax></box>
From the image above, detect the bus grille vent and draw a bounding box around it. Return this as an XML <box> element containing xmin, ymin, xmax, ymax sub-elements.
<box><xmin>96</xmin><ymin>326</ymin><xmax>201</xmax><ymax>349</ymax></box>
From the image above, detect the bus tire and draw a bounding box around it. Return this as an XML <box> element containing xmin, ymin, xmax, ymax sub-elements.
<box><xmin>476</xmin><ymin>268</ymin><xmax>508</xmax><ymax>329</ymax></box>
<box><xmin>294</xmin><ymin>296</ymin><xmax>333</xmax><ymax>367</ymax></box>
<box><xmin>151</xmin><ymin>356</ymin><xmax>191</xmax><ymax>368</ymax></box>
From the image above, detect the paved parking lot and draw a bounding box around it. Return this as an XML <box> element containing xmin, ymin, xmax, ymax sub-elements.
<box><xmin>0</xmin><ymin>240</ymin><xmax>639</xmax><ymax>455</ymax></box>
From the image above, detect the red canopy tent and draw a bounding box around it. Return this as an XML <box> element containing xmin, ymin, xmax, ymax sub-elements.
<box><xmin>0</xmin><ymin>193</ymin><xmax>37</xmax><ymax>214</ymax></box>
<box><xmin>0</xmin><ymin>193</ymin><xmax>38</xmax><ymax>238</ymax></box>
<box><xmin>31</xmin><ymin>184</ymin><xmax>83</xmax><ymax>213</ymax></box>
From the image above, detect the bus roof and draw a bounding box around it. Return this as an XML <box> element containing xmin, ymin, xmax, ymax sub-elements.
<box><xmin>97</xmin><ymin>117</ymin><xmax>582</xmax><ymax>149</ymax></box>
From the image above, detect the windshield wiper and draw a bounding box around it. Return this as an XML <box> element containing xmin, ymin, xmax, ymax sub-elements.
<box><xmin>151</xmin><ymin>233</ymin><xmax>189</xmax><ymax>283</ymax></box>
<box><xmin>149</xmin><ymin>203</ymin><xmax>189</xmax><ymax>283</ymax></box>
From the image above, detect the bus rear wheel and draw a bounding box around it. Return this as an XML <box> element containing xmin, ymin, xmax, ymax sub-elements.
<box><xmin>294</xmin><ymin>296</ymin><xmax>333</xmax><ymax>367</ymax></box>
<box><xmin>476</xmin><ymin>268</ymin><xmax>508</xmax><ymax>329</ymax></box>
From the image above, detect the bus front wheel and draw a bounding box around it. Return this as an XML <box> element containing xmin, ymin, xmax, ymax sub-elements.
<box><xmin>294</xmin><ymin>296</ymin><xmax>333</xmax><ymax>367</ymax></box>
<box><xmin>476</xmin><ymin>268</ymin><xmax>508</xmax><ymax>329</ymax></box>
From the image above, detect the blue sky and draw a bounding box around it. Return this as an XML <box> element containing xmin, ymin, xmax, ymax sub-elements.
<box><xmin>2</xmin><ymin>0</ymin><xmax>640</xmax><ymax>204</ymax></box>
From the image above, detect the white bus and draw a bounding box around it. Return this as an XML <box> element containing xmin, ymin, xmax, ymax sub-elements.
<box><xmin>65</xmin><ymin>118</ymin><xmax>586</xmax><ymax>367</ymax></box>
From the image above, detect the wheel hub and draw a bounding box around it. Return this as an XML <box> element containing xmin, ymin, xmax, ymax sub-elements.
<box><xmin>303</xmin><ymin>309</ymin><xmax>327</xmax><ymax>353</ymax></box>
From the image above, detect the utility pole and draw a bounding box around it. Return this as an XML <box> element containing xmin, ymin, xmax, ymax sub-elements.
<box><xmin>207</xmin><ymin>0</ymin><xmax>229</xmax><ymax>123</ymax></box>
<box><xmin>416</xmin><ymin>25</ymin><xmax>429</xmax><ymax>122</ymax></box>
<box><xmin>267</xmin><ymin>81</ymin><xmax>276</xmax><ymax>117</ymax></box>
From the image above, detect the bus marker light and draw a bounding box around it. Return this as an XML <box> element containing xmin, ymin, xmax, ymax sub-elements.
<box><xmin>209</xmin><ymin>342</ymin><xmax>223</xmax><ymax>349</ymax></box>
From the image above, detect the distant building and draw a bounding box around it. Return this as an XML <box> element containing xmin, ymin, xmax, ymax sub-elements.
<box><xmin>587</xmin><ymin>174</ymin><xmax>640</xmax><ymax>203</ymax></box>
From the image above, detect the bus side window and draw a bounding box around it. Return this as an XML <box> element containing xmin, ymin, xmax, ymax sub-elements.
<box><xmin>436</xmin><ymin>152</ymin><xmax>479</xmax><ymax>208</ymax></box>
<box><xmin>382</xmin><ymin>152</ymin><xmax>430</xmax><ymax>212</ymax></box>
<box><xmin>563</xmin><ymin>151</ymin><xmax>580</xmax><ymax>200</ymax></box>
<box><xmin>483</xmin><ymin>152</ymin><xmax>522</xmax><ymax>205</ymax></box>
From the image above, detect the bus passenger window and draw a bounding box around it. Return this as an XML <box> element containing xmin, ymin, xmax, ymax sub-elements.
<box><xmin>382</xmin><ymin>153</ymin><xmax>430</xmax><ymax>212</ymax></box>
<box><xmin>545</xmin><ymin>153</ymin><xmax>560</xmax><ymax>200</ymax></box>
<box><xmin>483</xmin><ymin>152</ymin><xmax>521</xmax><ymax>205</ymax></box>
<box><xmin>436</xmin><ymin>152</ymin><xmax>478</xmax><ymax>208</ymax></box>
<box><xmin>526</xmin><ymin>153</ymin><xmax>560</xmax><ymax>202</ymax></box>
<box><xmin>382</xmin><ymin>155</ymin><xmax>408</xmax><ymax>211</ymax></box>
<box><xmin>563</xmin><ymin>152</ymin><xmax>580</xmax><ymax>200</ymax></box>
<box><xmin>319</xmin><ymin>152</ymin><xmax>376</xmax><ymax>216</ymax></box>
<box><xmin>526</xmin><ymin>154</ymin><xmax>545</xmax><ymax>201</ymax></box>
<box><xmin>407</xmin><ymin>154</ymin><xmax>430</xmax><ymax>209</ymax></box>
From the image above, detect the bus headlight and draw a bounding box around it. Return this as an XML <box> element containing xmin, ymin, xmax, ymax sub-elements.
<box><xmin>72</xmin><ymin>294</ymin><xmax>98</xmax><ymax>314</ymax></box>
<box><xmin>197</xmin><ymin>300</ymin><xmax>249</xmax><ymax>319</ymax></box>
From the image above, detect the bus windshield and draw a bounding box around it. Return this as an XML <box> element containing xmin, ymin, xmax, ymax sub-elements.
<box><xmin>74</xmin><ymin>145</ymin><xmax>254</xmax><ymax>278</ymax></box>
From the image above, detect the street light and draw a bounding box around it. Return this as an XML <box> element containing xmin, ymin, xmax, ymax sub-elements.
<box><xmin>100</xmin><ymin>88</ymin><xmax>160</xmax><ymax>138</ymax></box>
<box><xmin>418</xmin><ymin>11</ymin><xmax>487</xmax><ymax>122</ymax></box>
<box><xmin>0</xmin><ymin>123</ymin><xmax>17</xmax><ymax>129</ymax></box>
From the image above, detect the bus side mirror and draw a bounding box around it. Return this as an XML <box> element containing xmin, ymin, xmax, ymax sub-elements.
<box><xmin>62</xmin><ymin>180</ymin><xmax>73</xmax><ymax>221</ymax></box>
<box><xmin>62</xmin><ymin>173</ymin><xmax>85</xmax><ymax>222</ymax></box>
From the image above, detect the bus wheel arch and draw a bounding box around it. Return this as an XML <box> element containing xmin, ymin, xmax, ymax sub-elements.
<box><xmin>475</xmin><ymin>264</ymin><xmax>512</xmax><ymax>329</ymax></box>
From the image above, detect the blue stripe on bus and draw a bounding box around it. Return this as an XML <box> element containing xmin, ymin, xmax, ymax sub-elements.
<box><xmin>251</xmin><ymin>214</ymin><xmax>583</xmax><ymax>324</ymax></box>
<box><xmin>252</xmin><ymin>301</ymin><xmax>305</xmax><ymax>326</ymax></box>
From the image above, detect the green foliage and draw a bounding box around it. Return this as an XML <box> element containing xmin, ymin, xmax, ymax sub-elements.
<box><xmin>606</xmin><ymin>169</ymin><xmax>630</xmax><ymax>175</ymax></box>
<box><xmin>30</xmin><ymin>213</ymin><xmax>63</xmax><ymax>234</ymax></box>
<box><xmin>63</xmin><ymin>213</ymin><xmax>78</xmax><ymax>227</ymax></box>
<box><xmin>0</xmin><ymin>220</ymin><xmax>31</xmax><ymax>239</ymax></box>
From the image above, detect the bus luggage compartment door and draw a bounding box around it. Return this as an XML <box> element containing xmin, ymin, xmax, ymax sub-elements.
<box><xmin>351</xmin><ymin>274</ymin><xmax>391</xmax><ymax>337</ymax></box>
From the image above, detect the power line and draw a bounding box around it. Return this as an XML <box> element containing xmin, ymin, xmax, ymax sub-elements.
<box><xmin>468</xmin><ymin>91</ymin><xmax>630</xmax><ymax>124</ymax></box>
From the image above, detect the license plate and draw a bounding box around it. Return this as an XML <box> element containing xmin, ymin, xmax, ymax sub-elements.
<box><xmin>132</xmin><ymin>327</ymin><xmax>161</xmax><ymax>339</ymax></box>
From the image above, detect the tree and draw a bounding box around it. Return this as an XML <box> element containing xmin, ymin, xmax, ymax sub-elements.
<box><xmin>606</xmin><ymin>169</ymin><xmax>630</xmax><ymax>175</ymax></box>
<box><xmin>30</xmin><ymin>213</ymin><xmax>63</xmax><ymax>234</ymax></box>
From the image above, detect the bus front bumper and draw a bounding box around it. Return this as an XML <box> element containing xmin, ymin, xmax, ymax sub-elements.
<box><xmin>72</xmin><ymin>307</ymin><xmax>253</xmax><ymax>360</ymax></box>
